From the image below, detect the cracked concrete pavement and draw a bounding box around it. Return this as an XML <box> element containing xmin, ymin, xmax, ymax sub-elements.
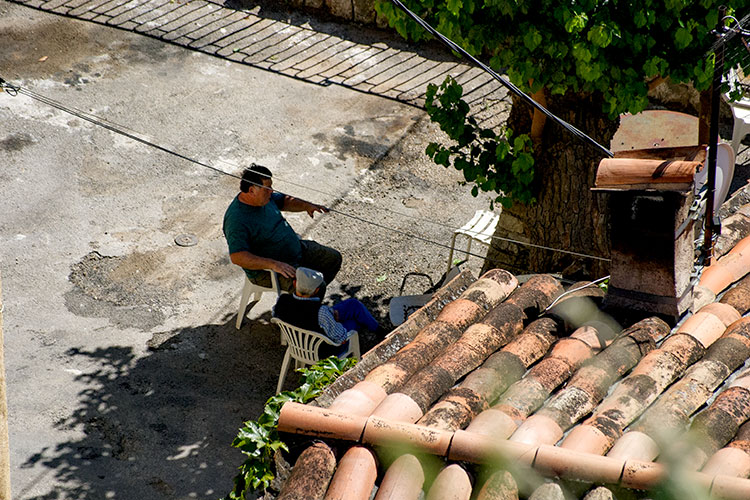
<box><xmin>0</xmin><ymin>1</ymin><xmax>494</xmax><ymax>498</ymax></box>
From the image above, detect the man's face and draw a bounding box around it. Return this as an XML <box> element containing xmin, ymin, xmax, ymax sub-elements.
<box><xmin>249</xmin><ymin>178</ymin><xmax>273</xmax><ymax>205</ymax></box>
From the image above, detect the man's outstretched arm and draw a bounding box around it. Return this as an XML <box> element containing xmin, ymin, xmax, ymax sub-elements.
<box><xmin>281</xmin><ymin>195</ymin><xmax>328</xmax><ymax>218</ymax></box>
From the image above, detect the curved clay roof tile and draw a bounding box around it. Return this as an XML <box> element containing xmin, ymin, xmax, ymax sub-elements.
<box><xmin>719</xmin><ymin>274</ymin><xmax>750</xmax><ymax>314</ymax></box>
<box><xmin>595</xmin><ymin>158</ymin><xmax>700</xmax><ymax>189</ymax></box>
<box><xmin>606</xmin><ymin>431</ymin><xmax>660</xmax><ymax>461</ymax></box>
<box><xmin>328</xmin><ymin>380</ymin><xmax>388</xmax><ymax>416</ymax></box>
<box><xmin>373</xmin><ymin>454</ymin><xmax>424</xmax><ymax>500</ymax></box>
<box><xmin>323</xmin><ymin>446</ymin><xmax>377</xmax><ymax>500</ymax></box>
<box><xmin>277</xmin><ymin>442</ymin><xmax>336</xmax><ymax>500</ymax></box>
<box><xmin>659</xmin><ymin>333</ymin><xmax>706</xmax><ymax>366</ymax></box>
<box><xmin>475</xmin><ymin>470</ymin><xmax>517</xmax><ymax>500</ymax></box>
<box><xmin>702</xmin><ymin>447</ymin><xmax>750</xmax><ymax>478</ymax></box>
<box><xmin>425</xmin><ymin>464</ymin><xmax>472</xmax><ymax>500</ymax></box>
<box><xmin>370</xmin><ymin>392</ymin><xmax>423</xmax><ymax>422</ymax></box>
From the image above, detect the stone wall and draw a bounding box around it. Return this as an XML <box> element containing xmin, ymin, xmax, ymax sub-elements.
<box><xmin>288</xmin><ymin>0</ymin><xmax>384</xmax><ymax>26</ymax></box>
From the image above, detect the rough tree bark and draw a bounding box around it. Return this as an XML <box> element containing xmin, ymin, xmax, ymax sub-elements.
<box><xmin>482</xmin><ymin>91</ymin><xmax>620</xmax><ymax>278</ymax></box>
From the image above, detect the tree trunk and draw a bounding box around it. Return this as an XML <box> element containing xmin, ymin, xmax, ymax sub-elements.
<box><xmin>483</xmin><ymin>91</ymin><xmax>620</xmax><ymax>278</ymax></box>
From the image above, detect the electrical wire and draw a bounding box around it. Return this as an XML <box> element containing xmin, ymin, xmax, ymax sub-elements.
<box><xmin>706</xmin><ymin>11</ymin><xmax>750</xmax><ymax>55</ymax></box>
<box><xmin>388</xmin><ymin>0</ymin><xmax>614</xmax><ymax>159</ymax></box>
<box><xmin>1</xmin><ymin>77</ymin><xmax>610</xmax><ymax>263</ymax></box>
<box><xmin>544</xmin><ymin>275</ymin><xmax>611</xmax><ymax>312</ymax></box>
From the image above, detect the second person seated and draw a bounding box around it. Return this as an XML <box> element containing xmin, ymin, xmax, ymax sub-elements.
<box><xmin>273</xmin><ymin>267</ymin><xmax>380</xmax><ymax>357</ymax></box>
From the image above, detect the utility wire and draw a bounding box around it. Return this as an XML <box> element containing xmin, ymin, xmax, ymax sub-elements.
<box><xmin>706</xmin><ymin>12</ymin><xmax>750</xmax><ymax>55</ymax></box>
<box><xmin>388</xmin><ymin>0</ymin><xmax>614</xmax><ymax>159</ymax></box>
<box><xmin>0</xmin><ymin>77</ymin><xmax>610</xmax><ymax>263</ymax></box>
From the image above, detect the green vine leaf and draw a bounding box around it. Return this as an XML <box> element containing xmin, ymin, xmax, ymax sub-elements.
<box><xmin>424</xmin><ymin>75</ymin><xmax>535</xmax><ymax>206</ymax></box>
<box><xmin>376</xmin><ymin>0</ymin><xmax>745</xmax><ymax>120</ymax></box>
<box><xmin>224</xmin><ymin>356</ymin><xmax>357</xmax><ymax>499</ymax></box>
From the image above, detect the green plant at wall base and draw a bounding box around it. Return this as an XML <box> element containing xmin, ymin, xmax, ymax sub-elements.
<box><xmin>224</xmin><ymin>356</ymin><xmax>357</xmax><ymax>500</ymax></box>
<box><xmin>425</xmin><ymin>76</ymin><xmax>535</xmax><ymax>207</ymax></box>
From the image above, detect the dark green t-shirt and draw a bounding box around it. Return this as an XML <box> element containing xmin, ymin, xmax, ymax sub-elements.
<box><xmin>222</xmin><ymin>193</ymin><xmax>302</xmax><ymax>278</ymax></box>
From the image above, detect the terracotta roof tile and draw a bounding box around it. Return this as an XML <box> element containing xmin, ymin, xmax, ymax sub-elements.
<box><xmin>370</xmin><ymin>392</ymin><xmax>423</xmax><ymax>422</ymax></box>
<box><xmin>373</xmin><ymin>454</ymin><xmax>424</xmax><ymax>500</ymax></box>
<box><xmin>690</xmin><ymin>383</ymin><xmax>750</xmax><ymax>460</ymax></box>
<box><xmin>322</xmin><ymin>446</ymin><xmax>377</xmax><ymax>500</ymax></box>
<box><xmin>415</xmin><ymin>388</ymin><xmax>488</xmax><ymax>431</ymax></box>
<box><xmin>659</xmin><ymin>333</ymin><xmax>706</xmax><ymax>365</ymax></box>
<box><xmin>504</xmin><ymin>274</ymin><xmax>564</xmax><ymax>318</ymax></box>
<box><xmin>361</xmin><ymin>416</ymin><xmax>452</xmax><ymax>456</ymax></box>
<box><xmin>510</xmin><ymin>413</ymin><xmax>564</xmax><ymax>446</ymax></box>
<box><xmin>463</xmin><ymin>408</ymin><xmax>517</xmax><ymax>438</ymax></box>
<box><xmin>702</xmin><ymin>447</ymin><xmax>750</xmax><ymax>478</ymax></box>
<box><xmin>607</xmin><ymin>431</ymin><xmax>659</xmax><ymax>461</ymax></box>
<box><xmin>327</xmin><ymin>380</ymin><xmax>388</xmax><ymax>416</ymax></box>
<box><xmin>399</xmin><ymin>304</ymin><xmax>525</xmax><ymax>412</ymax></box>
<box><xmin>425</xmin><ymin>464</ymin><xmax>472</xmax><ymax>500</ymax></box>
<box><xmin>475</xmin><ymin>470</ymin><xmax>517</xmax><ymax>500</ymax></box>
<box><xmin>416</xmin><ymin>318</ymin><xmax>559</xmax><ymax>431</ymax></box>
<box><xmin>700</xmin><ymin>235</ymin><xmax>750</xmax><ymax>294</ymax></box>
<box><xmin>364</xmin><ymin>271</ymin><xmax>518</xmax><ymax>394</ymax></box>
<box><xmin>277</xmin><ymin>401</ymin><xmax>367</xmax><ymax>441</ymax></box>
<box><xmin>720</xmin><ymin>274</ymin><xmax>750</xmax><ymax>313</ymax></box>
<box><xmin>709</xmin><ymin>474</ymin><xmax>750</xmax><ymax>499</ymax></box>
<box><xmin>274</xmin><ymin>221</ymin><xmax>750</xmax><ymax>499</ymax></box>
<box><xmin>277</xmin><ymin>442</ymin><xmax>335</xmax><ymax>500</ymax></box>
<box><xmin>676</xmin><ymin>302</ymin><xmax>741</xmax><ymax>348</ymax></box>
<box><xmin>314</xmin><ymin>270</ymin><xmax>477</xmax><ymax>408</ymax></box>
<box><xmin>594</xmin><ymin>158</ymin><xmax>700</xmax><ymax>190</ymax></box>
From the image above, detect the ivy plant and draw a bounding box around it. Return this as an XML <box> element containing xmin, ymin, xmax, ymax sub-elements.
<box><xmin>224</xmin><ymin>356</ymin><xmax>357</xmax><ymax>500</ymax></box>
<box><xmin>424</xmin><ymin>76</ymin><xmax>535</xmax><ymax>207</ymax></box>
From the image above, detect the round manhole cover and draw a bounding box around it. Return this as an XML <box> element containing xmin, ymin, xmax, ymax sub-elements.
<box><xmin>174</xmin><ymin>234</ymin><xmax>198</xmax><ymax>247</ymax></box>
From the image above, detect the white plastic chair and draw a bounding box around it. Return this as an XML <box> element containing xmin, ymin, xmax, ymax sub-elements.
<box><xmin>446</xmin><ymin>209</ymin><xmax>499</xmax><ymax>273</ymax></box>
<box><xmin>235</xmin><ymin>270</ymin><xmax>282</xmax><ymax>330</ymax></box>
<box><xmin>730</xmin><ymin>99</ymin><xmax>750</xmax><ymax>155</ymax></box>
<box><xmin>271</xmin><ymin>317</ymin><xmax>360</xmax><ymax>393</ymax></box>
<box><xmin>727</xmin><ymin>68</ymin><xmax>750</xmax><ymax>155</ymax></box>
<box><xmin>694</xmin><ymin>142</ymin><xmax>736</xmax><ymax>208</ymax></box>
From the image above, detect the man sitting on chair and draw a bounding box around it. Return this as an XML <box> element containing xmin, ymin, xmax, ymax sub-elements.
<box><xmin>223</xmin><ymin>164</ymin><xmax>342</xmax><ymax>293</ymax></box>
<box><xmin>273</xmin><ymin>267</ymin><xmax>380</xmax><ymax>356</ymax></box>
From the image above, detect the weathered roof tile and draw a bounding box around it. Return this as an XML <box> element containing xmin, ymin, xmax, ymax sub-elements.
<box><xmin>276</xmin><ymin>218</ymin><xmax>750</xmax><ymax>499</ymax></box>
<box><xmin>373</xmin><ymin>454</ymin><xmax>424</xmax><ymax>500</ymax></box>
<box><xmin>323</xmin><ymin>446</ymin><xmax>377</xmax><ymax>500</ymax></box>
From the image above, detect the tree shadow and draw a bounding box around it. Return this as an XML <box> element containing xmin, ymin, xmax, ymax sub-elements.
<box><xmin>18</xmin><ymin>283</ymin><xmax>397</xmax><ymax>500</ymax></box>
<box><xmin>19</xmin><ymin>315</ymin><xmax>286</xmax><ymax>500</ymax></box>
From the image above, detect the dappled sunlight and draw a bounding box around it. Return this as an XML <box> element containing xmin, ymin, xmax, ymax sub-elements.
<box><xmin>19</xmin><ymin>319</ymin><xmax>284</xmax><ymax>500</ymax></box>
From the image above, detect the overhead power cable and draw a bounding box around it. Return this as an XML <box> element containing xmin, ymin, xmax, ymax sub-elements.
<box><xmin>388</xmin><ymin>0</ymin><xmax>614</xmax><ymax>159</ymax></box>
<box><xmin>0</xmin><ymin>77</ymin><xmax>610</xmax><ymax>263</ymax></box>
<box><xmin>706</xmin><ymin>12</ymin><xmax>750</xmax><ymax>55</ymax></box>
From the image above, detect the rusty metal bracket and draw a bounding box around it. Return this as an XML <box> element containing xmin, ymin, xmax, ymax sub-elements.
<box><xmin>675</xmin><ymin>186</ymin><xmax>708</xmax><ymax>239</ymax></box>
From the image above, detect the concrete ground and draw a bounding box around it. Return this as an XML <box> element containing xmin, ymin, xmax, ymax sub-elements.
<box><xmin>0</xmin><ymin>1</ymin><xmax>495</xmax><ymax>499</ymax></box>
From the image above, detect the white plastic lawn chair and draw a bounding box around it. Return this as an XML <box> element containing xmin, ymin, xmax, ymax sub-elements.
<box><xmin>730</xmin><ymin>97</ymin><xmax>750</xmax><ymax>155</ymax></box>
<box><xmin>694</xmin><ymin>142</ymin><xmax>736</xmax><ymax>208</ymax></box>
<box><xmin>271</xmin><ymin>317</ymin><xmax>360</xmax><ymax>394</ymax></box>
<box><xmin>727</xmin><ymin>67</ymin><xmax>750</xmax><ymax>155</ymax></box>
<box><xmin>446</xmin><ymin>210</ymin><xmax>499</xmax><ymax>273</ymax></box>
<box><xmin>235</xmin><ymin>270</ymin><xmax>282</xmax><ymax>330</ymax></box>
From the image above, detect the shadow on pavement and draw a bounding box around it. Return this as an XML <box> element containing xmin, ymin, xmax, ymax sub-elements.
<box><xmin>19</xmin><ymin>285</ymin><xmax>392</xmax><ymax>500</ymax></box>
<box><xmin>20</xmin><ymin>317</ymin><xmax>284</xmax><ymax>500</ymax></box>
